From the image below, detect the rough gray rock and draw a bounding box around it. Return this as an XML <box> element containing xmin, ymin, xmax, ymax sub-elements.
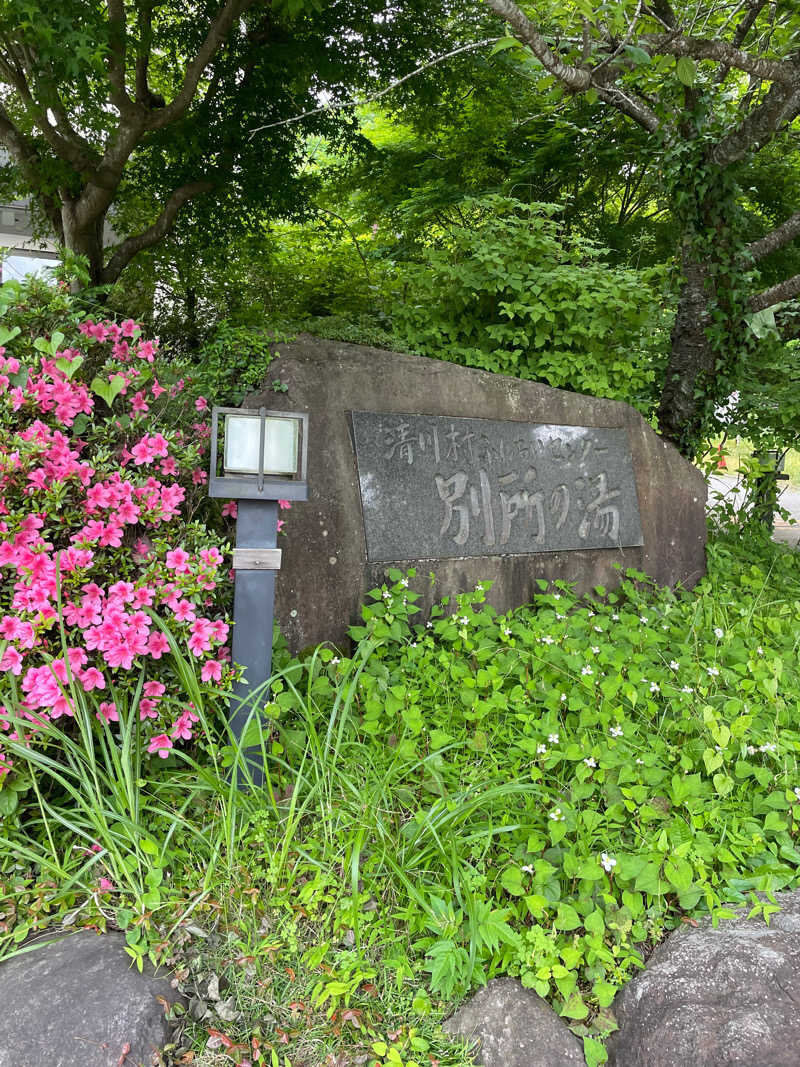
<box><xmin>607</xmin><ymin>890</ymin><xmax>800</xmax><ymax>1066</ymax></box>
<box><xmin>0</xmin><ymin>928</ymin><xmax>185</xmax><ymax>1067</ymax></box>
<box><xmin>250</xmin><ymin>335</ymin><xmax>707</xmax><ymax>653</ymax></box>
<box><xmin>443</xmin><ymin>977</ymin><xmax>586</xmax><ymax>1066</ymax></box>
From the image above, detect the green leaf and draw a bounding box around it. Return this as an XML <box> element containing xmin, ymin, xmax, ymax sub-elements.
<box><xmin>501</xmin><ymin>866</ymin><xmax>526</xmax><ymax>896</ymax></box>
<box><xmin>624</xmin><ymin>44</ymin><xmax>651</xmax><ymax>66</ymax></box>
<box><xmin>676</xmin><ymin>57</ymin><xmax>696</xmax><ymax>85</ymax></box>
<box><xmin>583</xmin><ymin>1036</ymin><xmax>609</xmax><ymax>1067</ymax></box>
<box><xmin>91</xmin><ymin>373</ymin><xmax>126</xmax><ymax>407</ymax></box>
<box><xmin>554</xmin><ymin>902</ymin><xmax>581</xmax><ymax>930</ymax></box>
<box><xmin>490</xmin><ymin>36</ymin><xmax>522</xmax><ymax>55</ymax></box>
<box><xmin>561</xmin><ymin>991</ymin><xmax>588</xmax><ymax>1019</ymax></box>
<box><xmin>55</xmin><ymin>354</ymin><xmax>84</xmax><ymax>379</ymax></box>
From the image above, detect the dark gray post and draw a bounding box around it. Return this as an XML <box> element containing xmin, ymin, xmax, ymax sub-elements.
<box><xmin>230</xmin><ymin>498</ymin><xmax>278</xmax><ymax>787</ymax></box>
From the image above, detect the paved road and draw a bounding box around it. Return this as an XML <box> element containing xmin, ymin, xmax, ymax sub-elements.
<box><xmin>707</xmin><ymin>474</ymin><xmax>800</xmax><ymax>545</ymax></box>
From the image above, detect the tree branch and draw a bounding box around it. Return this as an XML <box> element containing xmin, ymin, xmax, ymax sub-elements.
<box><xmin>135</xmin><ymin>3</ymin><xmax>154</xmax><ymax>105</ymax></box>
<box><xmin>593</xmin><ymin>84</ymin><xmax>660</xmax><ymax>132</ymax></box>
<box><xmin>747</xmin><ymin>210</ymin><xmax>800</xmax><ymax>262</ymax></box>
<box><xmin>751</xmin><ymin>272</ymin><xmax>800</xmax><ymax>311</ymax></box>
<box><xmin>642</xmin><ymin>31</ymin><xmax>798</xmax><ymax>84</ymax></box>
<box><xmin>100</xmin><ymin>179</ymin><xmax>214</xmax><ymax>282</ymax></box>
<box><xmin>106</xmin><ymin>0</ymin><xmax>132</xmax><ymax>111</ymax></box>
<box><xmin>0</xmin><ymin>102</ymin><xmax>64</xmax><ymax>238</ymax></box>
<box><xmin>709</xmin><ymin>82</ymin><xmax>800</xmax><ymax>165</ymax></box>
<box><xmin>249</xmin><ymin>37</ymin><xmax>504</xmax><ymax>134</ymax></box>
<box><xmin>481</xmin><ymin>0</ymin><xmax>592</xmax><ymax>92</ymax></box>
<box><xmin>147</xmin><ymin>0</ymin><xmax>255</xmax><ymax>131</ymax></box>
<box><xmin>714</xmin><ymin>0</ymin><xmax>769</xmax><ymax>83</ymax></box>
<box><xmin>0</xmin><ymin>49</ymin><xmax>100</xmax><ymax>172</ymax></box>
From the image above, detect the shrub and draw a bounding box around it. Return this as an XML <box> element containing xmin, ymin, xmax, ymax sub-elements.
<box><xmin>392</xmin><ymin>195</ymin><xmax>668</xmax><ymax>414</ymax></box>
<box><xmin>0</xmin><ymin>277</ymin><xmax>234</xmax><ymax>793</ymax></box>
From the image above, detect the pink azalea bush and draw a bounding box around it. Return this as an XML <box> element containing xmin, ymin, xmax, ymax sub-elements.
<box><xmin>0</xmin><ymin>282</ymin><xmax>236</xmax><ymax>784</ymax></box>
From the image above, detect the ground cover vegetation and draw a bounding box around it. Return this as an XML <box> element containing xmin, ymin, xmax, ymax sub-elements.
<box><xmin>3</xmin><ymin>279</ymin><xmax>800</xmax><ymax>1066</ymax></box>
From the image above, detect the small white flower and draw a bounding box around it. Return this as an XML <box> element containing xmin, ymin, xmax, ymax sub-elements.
<box><xmin>581</xmin><ymin>665</ymin><xmax>593</xmax><ymax>676</ymax></box>
<box><xmin>609</xmin><ymin>725</ymin><xmax>623</xmax><ymax>738</ymax></box>
<box><xmin>553</xmin><ymin>594</ymin><xmax>561</xmax><ymax>601</ymax></box>
<box><xmin>757</xmin><ymin>647</ymin><xmax>764</xmax><ymax>655</ymax></box>
<box><xmin>746</xmin><ymin>745</ymin><xmax>757</xmax><ymax>755</ymax></box>
<box><xmin>548</xmin><ymin>732</ymin><xmax>559</xmax><ymax>744</ymax></box>
<box><xmin>591</xmin><ymin>646</ymin><xmax>600</xmax><ymax>654</ymax></box>
<box><xmin>400</xmin><ymin>577</ymin><xmax>409</xmax><ymax>588</ymax></box>
<box><xmin>793</xmin><ymin>787</ymin><xmax>800</xmax><ymax>802</ymax></box>
<box><xmin>640</xmin><ymin>616</ymin><xmax>648</xmax><ymax>624</ymax></box>
<box><xmin>330</xmin><ymin>656</ymin><xmax>340</xmax><ymax>665</ymax></box>
<box><xmin>537</xmin><ymin>743</ymin><xmax>548</xmax><ymax>755</ymax></box>
<box><xmin>649</xmin><ymin>682</ymin><xmax>660</xmax><ymax>693</ymax></box>
<box><xmin>409</xmin><ymin>642</ymin><xmax>417</xmax><ymax>648</ymax></box>
<box><xmin>612</xmin><ymin>613</ymin><xmax>620</xmax><ymax>621</ymax></box>
<box><xmin>549</xmin><ymin>807</ymin><xmax>565</xmax><ymax>821</ymax></box>
<box><xmin>600</xmin><ymin>852</ymin><xmax>617</xmax><ymax>872</ymax></box>
<box><xmin>669</xmin><ymin>660</ymin><xmax>680</xmax><ymax>670</ymax></box>
<box><xmin>520</xmin><ymin>864</ymin><xmax>535</xmax><ymax>874</ymax></box>
<box><xmin>584</xmin><ymin>756</ymin><xmax>597</xmax><ymax>768</ymax></box>
<box><xmin>636</xmin><ymin>758</ymin><xmax>644</xmax><ymax>765</ymax></box>
<box><xmin>759</xmin><ymin>742</ymin><xmax>777</xmax><ymax>753</ymax></box>
<box><xmin>426</xmin><ymin>621</ymin><xmax>433</xmax><ymax>628</ymax></box>
<box><xmin>382</xmin><ymin>590</ymin><xmax>391</xmax><ymax>600</ymax></box>
<box><xmin>541</xmin><ymin>635</ymin><xmax>554</xmax><ymax>645</ymax></box>
<box><xmin>588</xmin><ymin>610</ymin><xmax>595</xmax><ymax>617</ymax></box>
<box><xmin>714</xmin><ymin>627</ymin><xmax>724</xmax><ymax>639</ymax></box>
<box><xmin>681</xmin><ymin>685</ymin><xmax>694</xmax><ymax>694</ymax></box>
<box><xmin>707</xmin><ymin>667</ymin><xmax>720</xmax><ymax>677</ymax></box>
<box><xmin>556</xmin><ymin>613</ymin><xmax>566</xmax><ymax>620</ymax></box>
<box><xmin>594</xmin><ymin>625</ymin><xmax>603</xmax><ymax>633</ymax></box>
<box><xmin>503</xmin><ymin>627</ymin><xmax>512</xmax><ymax>637</ymax></box>
<box><xmin>560</xmin><ymin>693</ymin><xmax>567</xmax><ymax>702</ymax></box>
<box><xmin>459</xmin><ymin>616</ymin><xmax>469</xmax><ymax>625</ymax></box>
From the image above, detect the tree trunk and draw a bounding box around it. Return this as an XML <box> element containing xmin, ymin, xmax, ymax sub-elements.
<box><xmin>656</xmin><ymin>253</ymin><xmax>715</xmax><ymax>457</ymax></box>
<box><xmin>61</xmin><ymin>202</ymin><xmax>106</xmax><ymax>289</ymax></box>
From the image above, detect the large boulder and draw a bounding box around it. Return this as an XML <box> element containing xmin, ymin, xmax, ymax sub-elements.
<box><xmin>443</xmin><ymin>977</ymin><xmax>586</xmax><ymax>1066</ymax></box>
<box><xmin>607</xmin><ymin>890</ymin><xmax>800</xmax><ymax>1066</ymax></box>
<box><xmin>249</xmin><ymin>336</ymin><xmax>706</xmax><ymax>652</ymax></box>
<box><xmin>0</xmin><ymin>929</ymin><xmax>185</xmax><ymax>1067</ymax></box>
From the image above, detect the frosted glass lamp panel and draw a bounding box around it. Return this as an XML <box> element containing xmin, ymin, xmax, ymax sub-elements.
<box><xmin>223</xmin><ymin>414</ymin><xmax>299</xmax><ymax>475</ymax></box>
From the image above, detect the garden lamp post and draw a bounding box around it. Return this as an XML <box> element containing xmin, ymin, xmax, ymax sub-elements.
<box><xmin>209</xmin><ymin>405</ymin><xmax>309</xmax><ymax>786</ymax></box>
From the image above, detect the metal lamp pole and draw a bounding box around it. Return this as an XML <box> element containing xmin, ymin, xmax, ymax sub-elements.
<box><xmin>209</xmin><ymin>405</ymin><xmax>309</xmax><ymax>787</ymax></box>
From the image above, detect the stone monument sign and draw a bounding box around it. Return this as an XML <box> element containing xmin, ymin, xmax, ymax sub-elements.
<box><xmin>351</xmin><ymin>412</ymin><xmax>644</xmax><ymax>562</ymax></box>
<box><xmin>248</xmin><ymin>336</ymin><xmax>706</xmax><ymax>652</ymax></box>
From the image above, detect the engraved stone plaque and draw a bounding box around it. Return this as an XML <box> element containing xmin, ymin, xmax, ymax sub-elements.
<box><xmin>351</xmin><ymin>411</ymin><xmax>644</xmax><ymax>562</ymax></box>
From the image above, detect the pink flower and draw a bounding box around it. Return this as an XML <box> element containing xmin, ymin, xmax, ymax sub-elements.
<box><xmin>201</xmin><ymin>659</ymin><xmax>222</xmax><ymax>683</ymax></box>
<box><xmin>96</xmin><ymin>701</ymin><xmax>118</xmax><ymax>723</ymax></box>
<box><xmin>278</xmin><ymin>499</ymin><xmax>292</xmax><ymax>510</ymax></box>
<box><xmin>147</xmin><ymin>632</ymin><xmax>170</xmax><ymax>659</ymax></box>
<box><xmin>165</xmin><ymin>547</ymin><xmax>191</xmax><ymax>574</ymax></box>
<box><xmin>97</xmin><ymin>877</ymin><xmax>115</xmax><ymax>893</ymax></box>
<box><xmin>139</xmin><ymin>699</ymin><xmax>159</xmax><ymax>720</ymax></box>
<box><xmin>195</xmin><ymin>396</ymin><xmax>209</xmax><ymax>412</ymax></box>
<box><xmin>147</xmin><ymin>733</ymin><xmax>173</xmax><ymax>758</ymax></box>
<box><xmin>173</xmin><ymin>599</ymin><xmax>197</xmax><ymax>623</ymax></box>
<box><xmin>79</xmin><ymin>667</ymin><xmax>106</xmax><ymax>692</ymax></box>
<box><xmin>222</xmin><ymin>501</ymin><xmax>237</xmax><ymax>519</ymax></box>
<box><xmin>143</xmin><ymin>680</ymin><xmax>165</xmax><ymax>698</ymax></box>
